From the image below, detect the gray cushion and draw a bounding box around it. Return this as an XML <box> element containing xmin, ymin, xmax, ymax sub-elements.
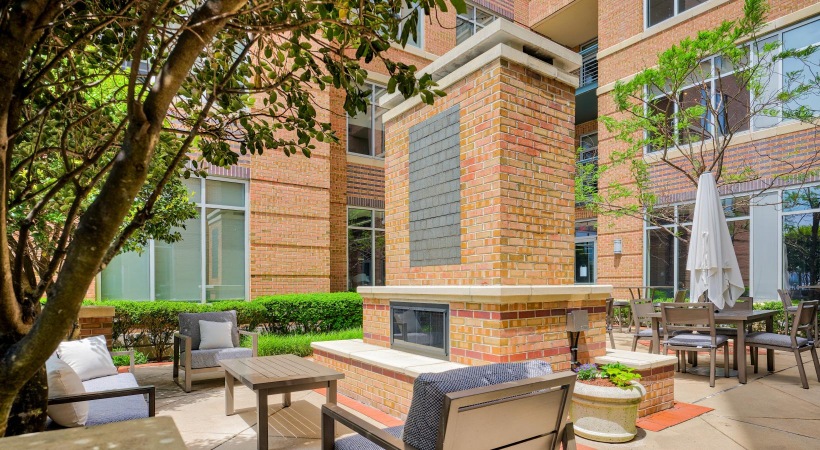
<box><xmin>335</xmin><ymin>425</ymin><xmax>404</xmax><ymax>450</ymax></box>
<box><xmin>190</xmin><ymin>347</ymin><xmax>252</xmax><ymax>369</ymax></box>
<box><xmin>179</xmin><ymin>310</ymin><xmax>239</xmax><ymax>350</ymax></box>
<box><xmin>746</xmin><ymin>332</ymin><xmax>809</xmax><ymax>348</ymax></box>
<box><xmin>82</xmin><ymin>373</ymin><xmax>148</xmax><ymax>426</ymax></box>
<box><xmin>403</xmin><ymin>361</ymin><xmax>553</xmax><ymax>450</ymax></box>
<box><xmin>665</xmin><ymin>333</ymin><xmax>728</xmax><ymax>348</ymax></box>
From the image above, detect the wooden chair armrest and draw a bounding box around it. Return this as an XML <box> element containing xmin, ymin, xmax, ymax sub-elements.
<box><xmin>321</xmin><ymin>404</ymin><xmax>411</xmax><ymax>450</ymax></box>
<box><xmin>239</xmin><ymin>330</ymin><xmax>259</xmax><ymax>357</ymax></box>
<box><xmin>49</xmin><ymin>385</ymin><xmax>156</xmax><ymax>417</ymax></box>
<box><xmin>110</xmin><ymin>349</ymin><xmax>136</xmax><ymax>373</ymax></box>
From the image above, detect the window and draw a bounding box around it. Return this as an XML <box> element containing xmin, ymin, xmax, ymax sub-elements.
<box><xmin>399</xmin><ymin>5</ymin><xmax>424</xmax><ymax>48</ymax></box>
<box><xmin>646</xmin><ymin>0</ymin><xmax>709</xmax><ymax>28</ymax></box>
<box><xmin>101</xmin><ymin>177</ymin><xmax>248</xmax><ymax>302</ymax></box>
<box><xmin>347</xmin><ymin>83</ymin><xmax>387</xmax><ymax>158</ymax></box>
<box><xmin>645</xmin><ymin>53</ymin><xmax>750</xmax><ymax>153</ymax></box>
<box><xmin>645</xmin><ymin>197</ymin><xmax>750</xmax><ymax>294</ymax></box>
<box><xmin>456</xmin><ymin>3</ymin><xmax>497</xmax><ymax>45</ymax></box>
<box><xmin>577</xmin><ymin>132</ymin><xmax>598</xmax><ymax>200</ymax></box>
<box><xmin>782</xmin><ymin>186</ymin><xmax>820</xmax><ymax>289</ymax></box>
<box><xmin>575</xmin><ymin>220</ymin><xmax>597</xmax><ymax>284</ymax></box>
<box><xmin>646</xmin><ymin>16</ymin><xmax>820</xmax><ymax>153</ymax></box>
<box><xmin>579</xmin><ymin>40</ymin><xmax>599</xmax><ymax>87</ymax></box>
<box><xmin>348</xmin><ymin>208</ymin><xmax>386</xmax><ymax>290</ymax></box>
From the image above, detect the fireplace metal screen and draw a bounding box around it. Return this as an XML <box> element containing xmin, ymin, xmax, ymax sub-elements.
<box><xmin>390</xmin><ymin>302</ymin><xmax>449</xmax><ymax>359</ymax></box>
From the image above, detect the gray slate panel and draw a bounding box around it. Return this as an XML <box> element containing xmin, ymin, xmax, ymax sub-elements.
<box><xmin>409</xmin><ymin>105</ymin><xmax>461</xmax><ymax>267</ymax></box>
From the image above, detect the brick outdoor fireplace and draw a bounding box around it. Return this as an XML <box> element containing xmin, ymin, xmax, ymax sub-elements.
<box><xmin>313</xmin><ymin>19</ymin><xmax>614</xmax><ymax>419</ymax></box>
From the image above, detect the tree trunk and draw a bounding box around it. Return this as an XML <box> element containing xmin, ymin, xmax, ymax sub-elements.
<box><xmin>0</xmin><ymin>335</ymin><xmax>47</xmax><ymax>436</ymax></box>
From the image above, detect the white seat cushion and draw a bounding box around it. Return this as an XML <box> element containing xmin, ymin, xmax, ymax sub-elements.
<box><xmin>199</xmin><ymin>320</ymin><xmax>235</xmax><ymax>350</ymax></box>
<box><xmin>190</xmin><ymin>347</ymin><xmax>252</xmax><ymax>369</ymax></box>
<box><xmin>46</xmin><ymin>354</ymin><xmax>88</xmax><ymax>427</ymax></box>
<box><xmin>57</xmin><ymin>335</ymin><xmax>118</xmax><ymax>381</ymax></box>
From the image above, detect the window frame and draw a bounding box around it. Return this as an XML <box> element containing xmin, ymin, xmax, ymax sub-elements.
<box><xmin>98</xmin><ymin>176</ymin><xmax>251</xmax><ymax>302</ymax></box>
<box><xmin>643</xmin><ymin>15</ymin><xmax>820</xmax><ymax>154</ymax></box>
<box><xmin>644</xmin><ymin>195</ymin><xmax>751</xmax><ymax>294</ymax></box>
<box><xmin>455</xmin><ymin>3</ymin><xmax>498</xmax><ymax>46</ymax></box>
<box><xmin>645</xmin><ymin>0</ymin><xmax>710</xmax><ymax>29</ymax></box>
<box><xmin>346</xmin><ymin>206</ymin><xmax>386</xmax><ymax>291</ymax></box>
<box><xmin>346</xmin><ymin>82</ymin><xmax>387</xmax><ymax>159</ymax></box>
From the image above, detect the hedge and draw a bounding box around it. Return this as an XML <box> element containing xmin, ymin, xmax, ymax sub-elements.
<box><xmin>84</xmin><ymin>292</ymin><xmax>362</xmax><ymax>361</ymax></box>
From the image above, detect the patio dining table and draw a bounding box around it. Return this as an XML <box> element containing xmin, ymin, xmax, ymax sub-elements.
<box><xmin>647</xmin><ymin>309</ymin><xmax>778</xmax><ymax>384</ymax></box>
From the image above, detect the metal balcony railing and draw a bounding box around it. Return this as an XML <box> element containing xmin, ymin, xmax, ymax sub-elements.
<box><xmin>579</xmin><ymin>43</ymin><xmax>598</xmax><ymax>88</ymax></box>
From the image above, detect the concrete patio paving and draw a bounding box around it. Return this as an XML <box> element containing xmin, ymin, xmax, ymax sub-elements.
<box><xmin>137</xmin><ymin>331</ymin><xmax>820</xmax><ymax>449</ymax></box>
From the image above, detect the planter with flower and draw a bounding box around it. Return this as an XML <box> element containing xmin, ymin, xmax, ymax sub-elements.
<box><xmin>570</xmin><ymin>363</ymin><xmax>646</xmax><ymax>443</ymax></box>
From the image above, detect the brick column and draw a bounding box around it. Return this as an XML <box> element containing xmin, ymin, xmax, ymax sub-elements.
<box><xmin>74</xmin><ymin>306</ymin><xmax>115</xmax><ymax>349</ymax></box>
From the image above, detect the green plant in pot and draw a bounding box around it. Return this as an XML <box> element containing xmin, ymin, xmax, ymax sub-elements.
<box><xmin>571</xmin><ymin>363</ymin><xmax>646</xmax><ymax>443</ymax></box>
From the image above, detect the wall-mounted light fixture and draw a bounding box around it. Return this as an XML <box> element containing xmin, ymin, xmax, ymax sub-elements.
<box><xmin>613</xmin><ymin>238</ymin><xmax>623</xmax><ymax>255</ymax></box>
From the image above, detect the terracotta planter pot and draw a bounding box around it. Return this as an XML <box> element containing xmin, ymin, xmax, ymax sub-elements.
<box><xmin>571</xmin><ymin>380</ymin><xmax>646</xmax><ymax>443</ymax></box>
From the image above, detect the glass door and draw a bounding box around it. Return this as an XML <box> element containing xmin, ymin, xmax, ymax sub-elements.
<box><xmin>575</xmin><ymin>240</ymin><xmax>596</xmax><ymax>284</ymax></box>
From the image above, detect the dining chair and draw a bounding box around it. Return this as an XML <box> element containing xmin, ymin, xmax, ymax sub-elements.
<box><xmin>746</xmin><ymin>300</ymin><xmax>820</xmax><ymax>389</ymax></box>
<box><xmin>661</xmin><ymin>303</ymin><xmax>730</xmax><ymax>387</ymax></box>
<box><xmin>605</xmin><ymin>297</ymin><xmax>616</xmax><ymax>349</ymax></box>
<box><xmin>630</xmin><ymin>299</ymin><xmax>658</xmax><ymax>353</ymax></box>
<box><xmin>777</xmin><ymin>289</ymin><xmax>799</xmax><ymax>334</ymax></box>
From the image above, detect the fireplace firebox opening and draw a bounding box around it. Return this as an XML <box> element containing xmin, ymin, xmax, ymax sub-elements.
<box><xmin>390</xmin><ymin>302</ymin><xmax>449</xmax><ymax>359</ymax></box>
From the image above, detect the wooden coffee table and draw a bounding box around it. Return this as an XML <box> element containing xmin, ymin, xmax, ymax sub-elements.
<box><xmin>220</xmin><ymin>354</ymin><xmax>344</xmax><ymax>450</ymax></box>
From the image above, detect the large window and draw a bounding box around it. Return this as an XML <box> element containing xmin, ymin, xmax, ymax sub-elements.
<box><xmin>348</xmin><ymin>208</ymin><xmax>386</xmax><ymax>290</ymax></box>
<box><xmin>456</xmin><ymin>3</ymin><xmax>497</xmax><ymax>45</ymax></box>
<box><xmin>101</xmin><ymin>177</ymin><xmax>248</xmax><ymax>302</ymax></box>
<box><xmin>347</xmin><ymin>83</ymin><xmax>387</xmax><ymax>158</ymax></box>
<box><xmin>645</xmin><ymin>197</ymin><xmax>750</xmax><ymax>294</ymax></box>
<box><xmin>646</xmin><ymin>0</ymin><xmax>708</xmax><ymax>28</ymax></box>
<box><xmin>782</xmin><ymin>186</ymin><xmax>820</xmax><ymax>290</ymax></box>
<box><xmin>645</xmin><ymin>16</ymin><xmax>820</xmax><ymax>153</ymax></box>
<box><xmin>646</xmin><ymin>53</ymin><xmax>750</xmax><ymax>152</ymax></box>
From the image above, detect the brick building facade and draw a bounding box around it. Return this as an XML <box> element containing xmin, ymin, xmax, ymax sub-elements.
<box><xmin>97</xmin><ymin>0</ymin><xmax>820</xmax><ymax>303</ymax></box>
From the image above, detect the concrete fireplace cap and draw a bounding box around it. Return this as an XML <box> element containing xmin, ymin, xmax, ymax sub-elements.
<box><xmin>380</xmin><ymin>19</ymin><xmax>580</xmax><ymax>119</ymax></box>
<box><xmin>357</xmin><ymin>284</ymin><xmax>614</xmax><ymax>304</ymax></box>
<box><xmin>311</xmin><ymin>339</ymin><xmax>466</xmax><ymax>378</ymax></box>
<box><xmin>594</xmin><ymin>349</ymin><xmax>678</xmax><ymax>371</ymax></box>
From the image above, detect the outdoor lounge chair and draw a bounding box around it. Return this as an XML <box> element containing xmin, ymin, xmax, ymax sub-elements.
<box><xmin>173</xmin><ymin>310</ymin><xmax>258</xmax><ymax>392</ymax></box>
<box><xmin>47</xmin><ymin>347</ymin><xmax>155</xmax><ymax>428</ymax></box>
<box><xmin>321</xmin><ymin>361</ymin><xmax>576</xmax><ymax>450</ymax></box>
<box><xmin>661</xmin><ymin>303</ymin><xmax>730</xmax><ymax>387</ymax></box>
<box><xmin>747</xmin><ymin>300</ymin><xmax>820</xmax><ymax>389</ymax></box>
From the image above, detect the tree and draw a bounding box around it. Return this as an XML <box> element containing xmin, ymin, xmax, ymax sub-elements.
<box><xmin>578</xmin><ymin>0</ymin><xmax>820</xmax><ymax>232</ymax></box>
<box><xmin>0</xmin><ymin>0</ymin><xmax>466</xmax><ymax>436</ymax></box>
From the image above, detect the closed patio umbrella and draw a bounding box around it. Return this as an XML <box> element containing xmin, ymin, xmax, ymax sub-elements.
<box><xmin>687</xmin><ymin>172</ymin><xmax>745</xmax><ymax>309</ymax></box>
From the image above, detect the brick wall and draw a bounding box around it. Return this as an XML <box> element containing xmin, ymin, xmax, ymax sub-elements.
<box><xmin>74</xmin><ymin>306</ymin><xmax>115</xmax><ymax>349</ymax></box>
<box><xmin>347</xmin><ymin>163</ymin><xmax>385</xmax><ymax>206</ymax></box>
<box><xmin>313</xmin><ymin>349</ymin><xmax>416</xmax><ymax>420</ymax></box>
<box><xmin>362</xmin><ymin>292</ymin><xmax>609</xmax><ymax>371</ymax></box>
<box><xmin>384</xmin><ymin>57</ymin><xmax>577</xmax><ymax>286</ymax></box>
<box><xmin>634</xmin><ymin>365</ymin><xmax>675</xmax><ymax>417</ymax></box>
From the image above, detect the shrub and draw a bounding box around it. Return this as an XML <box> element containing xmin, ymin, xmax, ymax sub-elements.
<box><xmin>254</xmin><ymin>292</ymin><xmax>363</xmax><ymax>334</ymax></box>
<box><xmin>253</xmin><ymin>328</ymin><xmax>363</xmax><ymax>357</ymax></box>
<box><xmin>84</xmin><ymin>292</ymin><xmax>362</xmax><ymax>361</ymax></box>
<box><xmin>112</xmin><ymin>348</ymin><xmax>148</xmax><ymax>367</ymax></box>
<box><xmin>574</xmin><ymin>362</ymin><xmax>642</xmax><ymax>388</ymax></box>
